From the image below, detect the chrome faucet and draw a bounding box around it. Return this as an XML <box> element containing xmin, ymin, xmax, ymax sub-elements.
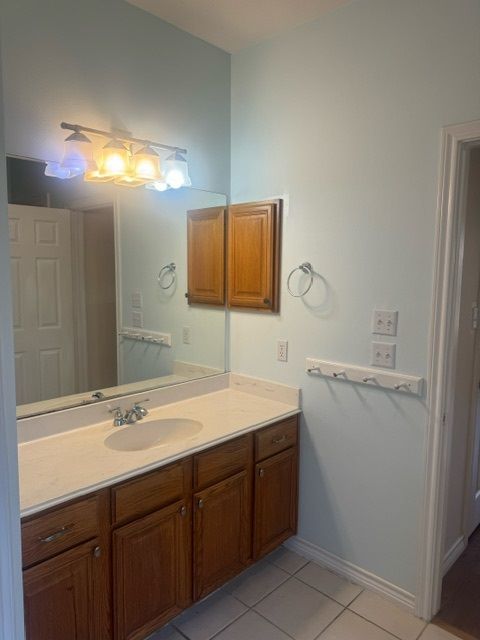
<box><xmin>109</xmin><ymin>399</ymin><xmax>150</xmax><ymax>426</ymax></box>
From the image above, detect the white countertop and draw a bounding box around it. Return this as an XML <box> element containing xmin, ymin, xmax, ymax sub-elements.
<box><xmin>19</xmin><ymin>384</ymin><xmax>300</xmax><ymax>517</ymax></box>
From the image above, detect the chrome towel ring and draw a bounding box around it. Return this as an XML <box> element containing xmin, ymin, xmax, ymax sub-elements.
<box><xmin>158</xmin><ymin>262</ymin><xmax>176</xmax><ymax>290</ymax></box>
<box><xmin>287</xmin><ymin>262</ymin><xmax>314</xmax><ymax>297</ymax></box>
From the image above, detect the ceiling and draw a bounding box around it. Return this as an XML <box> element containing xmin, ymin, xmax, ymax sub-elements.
<box><xmin>126</xmin><ymin>0</ymin><xmax>352</xmax><ymax>53</ymax></box>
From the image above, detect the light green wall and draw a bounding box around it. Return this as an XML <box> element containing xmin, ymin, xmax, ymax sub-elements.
<box><xmin>230</xmin><ymin>0</ymin><xmax>480</xmax><ymax>593</ymax></box>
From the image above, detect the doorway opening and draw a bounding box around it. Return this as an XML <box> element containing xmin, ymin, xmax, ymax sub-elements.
<box><xmin>417</xmin><ymin>120</ymin><xmax>480</xmax><ymax>631</ymax></box>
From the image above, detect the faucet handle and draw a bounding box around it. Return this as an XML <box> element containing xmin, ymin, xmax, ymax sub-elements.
<box><xmin>133</xmin><ymin>399</ymin><xmax>150</xmax><ymax>418</ymax></box>
<box><xmin>109</xmin><ymin>406</ymin><xmax>127</xmax><ymax>426</ymax></box>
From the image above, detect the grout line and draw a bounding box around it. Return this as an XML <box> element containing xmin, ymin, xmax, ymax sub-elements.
<box><xmin>252</xmin><ymin>606</ymin><xmax>301</xmax><ymax>640</ymax></box>
<box><xmin>293</xmin><ymin>571</ymin><xmax>364</xmax><ymax>607</ymax></box>
<box><xmin>344</xmin><ymin>609</ymin><xmax>426</xmax><ymax>640</ymax></box>
<box><xmin>312</xmin><ymin>606</ymin><xmax>347</xmax><ymax>639</ymax></box>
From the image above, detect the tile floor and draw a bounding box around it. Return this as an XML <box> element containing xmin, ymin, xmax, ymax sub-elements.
<box><xmin>149</xmin><ymin>548</ymin><xmax>462</xmax><ymax>640</ymax></box>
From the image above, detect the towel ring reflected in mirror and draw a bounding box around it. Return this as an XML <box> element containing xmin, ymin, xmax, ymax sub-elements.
<box><xmin>287</xmin><ymin>262</ymin><xmax>315</xmax><ymax>297</ymax></box>
<box><xmin>158</xmin><ymin>262</ymin><xmax>177</xmax><ymax>290</ymax></box>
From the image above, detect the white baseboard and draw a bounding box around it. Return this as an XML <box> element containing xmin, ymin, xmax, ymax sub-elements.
<box><xmin>284</xmin><ymin>536</ymin><xmax>415</xmax><ymax>612</ymax></box>
<box><xmin>442</xmin><ymin>535</ymin><xmax>466</xmax><ymax>576</ymax></box>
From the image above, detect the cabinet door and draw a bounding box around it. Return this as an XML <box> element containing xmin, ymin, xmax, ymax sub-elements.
<box><xmin>187</xmin><ymin>207</ymin><xmax>226</xmax><ymax>305</ymax></box>
<box><xmin>113</xmin><ymin>500</ymin><xmax>191</xmax><ymax>640</ymax></box>
<box><xmin>194</xmin><ymin>470</ymin><xmax>251</xmax><ymax>600</ymax></box>
<box><xmin>227</xmin><ymin>200</ymin><xmax>281</xmax><ymax>311</ymax></box>
<box><xmin>23</xmin><ymin>539</ymin><xmax>103</xmax><ymax>640</ymax></box>
<box><xmin>254</xmin><ymin>448</ymin><xmax>298</xmax><ymax>559</ymax></box>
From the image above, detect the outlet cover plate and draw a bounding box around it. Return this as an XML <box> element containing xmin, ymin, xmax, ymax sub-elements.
<box><xmin>277</xmin><ymin>339</ymin><xmax>288</xmax><ymax>362</ymax></box>
<box><xmin>372</xmin><ymin>309</ymin><xmax>398</xmax><ymax>336</ymax></box>
<box><xmin>182</xmin><ymin>326</ymin><xmax>192</xmax><ymax>345</ymax></box>
<box><xmin>371</xmin><ymin>341</ymin><xmax>396</xmax><ymax>368</ymax></box>
<box><xmin>132</xmin><ymin>311</ymin><xmax>143</xmax><ymax>329</ymax></box>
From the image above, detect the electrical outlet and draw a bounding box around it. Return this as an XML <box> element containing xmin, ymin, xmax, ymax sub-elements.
<box><xmin>371</xmin><ymin>341</ymin><xmax>396</xmax><ymax>368</ymax></box>
<box><xmin>372</xmin><ymin>309</ymin><xmax>398</xmax><ymax>336</ymax></box>
<box><xmin>132</xmin><ymin>311</ymin><xmax>143</xmax><ymax>329</ymax></box>
<box><xmin>277</xmin><ymin>339</ymin><xmax>288</xmax><ymax>362</ymax></box>
<box><xmin>131</xmin><ymin>290</ymin><xmax>143</xmax><ymax>309</ymax></box>
<box><xmin>182</xmin><ymin>326</ymin><xmax>192</xmax><ymax>345</ymax></box>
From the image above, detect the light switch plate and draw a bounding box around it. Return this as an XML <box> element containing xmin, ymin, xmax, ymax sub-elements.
<box><xmin>132</xmin><ymin>311</ymin><xmax>143</xmax><ymax>328</ymax></box>
<box><xmin>182</xmin><ymin>326</ymin><xmax>192</xmax><ymax>345</ymax></box>
<box><xmin>371</xmin><ymin>341</ymin><xmax>396</xmax><ymax>368</ymax></box>
<box><xmin>131</xmin><ymin>290</ymin><xmax>143</xmax><ymax>309</ymax></box>
<box><xmin>372</xmin><ymin>309</ymin><xmax>398</xmax><ymax>336</ymax></box>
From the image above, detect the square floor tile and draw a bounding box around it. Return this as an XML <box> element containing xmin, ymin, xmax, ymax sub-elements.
<box><xmin>296</xmin><ymin>562</ymin><xmax>363</xmax><ymax>606</ymax></box>
<box><xmin>148</xmin><ymin>625</ymin><xmax>185</xmax><ymax>639</ymax></box>
<box><xmin>172</xmin><ymin>590</ymin><xmax>247</xmax><ymax>640</ymax></box>
<box><xmin>319</xmin><ymin>610</ymin><xmax>400</xmax><ymax>639</ymax></box>
<box><xmin>254</xmin><ymin>576</ymin><xmax>343</xmax><ymax>640</ymax></box>
<box><xmin>266</xmin><ymin>547</ymin><xmax>308</xmax><ymax>574</ymax></box>
<box><xmin>214</xmin><ymin>610</ymin><xmax>291</xmax><ymax>640</ymax></box>
<box><xmin>224</xmin><ymin>559</ymin><xmax>289</xmax><ymax>606</ymax></box>
<box><xmin>349</xmin><ymin>591</ymin><xmax>426</xmax><ymax>640</ymax></box>
<box><xmin>419</xmin><ymin>625</ymin><xmax>464</xmax><ymax>640</ymax></box>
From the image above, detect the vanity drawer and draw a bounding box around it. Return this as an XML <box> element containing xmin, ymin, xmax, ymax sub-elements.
<box><xmin>112</xmin><ymin>458</ymin><xmax>192</xmax><ymax>525</ymax></box>
<box><xmin>194</xmin><ymin>434</ymin><xmax>252</xmax><ymax>490</ymax></box>
<box><xmin>255</xmin><ymin>416</ymin><xmax>298</xmax><ymax>462</ymax></box>
<box><xmin>22</xmin><ymin>493</ymin><xmax>102</xmax><ymax>568</ymax></box>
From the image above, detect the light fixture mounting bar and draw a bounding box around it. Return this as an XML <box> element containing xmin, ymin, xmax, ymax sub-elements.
<box><xmin>60</xmin><ymin>122</ymin><xmax>187</xmax><ymax>155</ymax></box>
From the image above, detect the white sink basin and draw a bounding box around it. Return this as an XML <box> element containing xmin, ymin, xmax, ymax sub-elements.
<box><xmin>104</xmin><ymin>418</ymin><xmax>203</xmax><ymax>452</ymax></box>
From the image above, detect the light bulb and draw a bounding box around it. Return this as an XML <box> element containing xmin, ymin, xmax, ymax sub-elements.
<box><xmin>164</xmin><ymin>151</ymin><xmax>191</xmax><ymax>189</ymax></box>
<box><xmin>98</xmin><ymin>139</ymin><xmax>130</xmax><ymax>177</ymax></box>
<box><xmin>165</xmin><ymin>169</ymin><xmax>184</xmax><ymax>189</ymax></box>
<box><xmin>132</xmin><ymin>145</ymin><xmax>162</xmax><ymax>181</ymax></box>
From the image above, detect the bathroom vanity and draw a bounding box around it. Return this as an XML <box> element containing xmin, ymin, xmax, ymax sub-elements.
<box><xmin>18</xmin><ymin>377</ymin><xmax>300</xmax><ymax>640</ymax></box>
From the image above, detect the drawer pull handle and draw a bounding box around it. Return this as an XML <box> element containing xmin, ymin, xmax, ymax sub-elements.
<box><xmin>259</xmin><ymin>468</ymin><xmax>265</xmax><ymax>477</ymax></box>
<box><xmin>272</xmin><ymin>435</ymin><xmax>288</xmax><ymax>444</ymax></box>
<box><xmin>180</xmin><ymin>505</ymin><xmax>187</xmax><ymax>517</ymax></box>
<box><xmin>93</xmin><ymin>546</ymin><xmax>101</xmax><ymax>558</ymax></box>
<box><xmin>198</xmin><ymin>499</ymin><xmax>204</xmax><ymax>509</ymax></box>
<box><xmin>39</xmin><ymin>524</ymin><xmax>73</xmax><ymax>543</ymax></box>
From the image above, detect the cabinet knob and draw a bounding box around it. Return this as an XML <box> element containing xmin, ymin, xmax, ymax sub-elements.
<box><xmin>263</xmin><ymin>298</ymin><xmax>271</xmax><ymax>305</ymax></box>
<box><xmin>180</xmin><ymin>505</ymin><xmax>187</xmax><ymax>517</ymax></box>
<box><xmin>198</xmin><ymin>498</ymin><xmax>204</xmax><ymax>509</ymax></box>
<box><xmin>93</xmin><ymin>546</ymin><xmax>101</xmax><ymax>558</ymax></box>
<box><xmin>259</xmin><ymin>468</ymin><xmax>265</xmax><ymax>478</ymax></box>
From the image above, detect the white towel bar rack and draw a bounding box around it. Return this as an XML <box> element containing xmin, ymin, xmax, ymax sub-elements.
<box><xmin>306</xmin><ymin>358</ymin><xmax>423</xmax><ymax>395</ymax></box>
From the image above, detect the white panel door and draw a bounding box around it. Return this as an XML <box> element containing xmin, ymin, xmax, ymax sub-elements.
<box><xmin>8</xmin><ymin>204</ymin><xmax>75</xmax><ymax>405</ymax></box>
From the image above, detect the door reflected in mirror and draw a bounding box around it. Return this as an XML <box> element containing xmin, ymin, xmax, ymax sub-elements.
<box><xmin>8</xmin><ymin>157</ymin><xmax>227</xmax><ymax>418</ymax></box>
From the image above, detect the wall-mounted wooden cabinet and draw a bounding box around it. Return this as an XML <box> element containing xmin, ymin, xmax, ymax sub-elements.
<box><xmin>187</xmin><ymin>207</ymin><xmax>226</xmax><ymax>305</ymax></box>
<box><xmin>227</xmin><ymin>200</ymin><xmax>281</xmax><ymax>312</ymax></box>
<box><xmin>21</xmin><ymin>415</ymin><xmax>298</xmax><ymax>640</ymax></box>
<box><xmin>186</xmin><ymin>200</ymin><xmax>282</xmax><ymax>313</ymax></box>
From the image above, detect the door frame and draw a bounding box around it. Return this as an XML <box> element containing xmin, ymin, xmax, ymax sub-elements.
<box><xmin>0</xmin><ymin>73</ymin><xmax>25</xmax><ymax>638</ymax></box>
<box><xmin>416</xmin><ymin>119</ymin><xmax>480</xmax><ymax>620</ymax></box>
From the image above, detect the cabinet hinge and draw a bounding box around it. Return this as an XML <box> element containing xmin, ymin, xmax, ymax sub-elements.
<box><xmin>472</xmin><ymin>302</ymin><xmax>479</xmax><ymax>330</ymax></box>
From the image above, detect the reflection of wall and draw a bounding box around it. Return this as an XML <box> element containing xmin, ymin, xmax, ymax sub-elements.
<box><xmin>116</xmin><ymin>188</ymin><xmax>226</xmax><ymax>384</ymax></box>
<box><xmin>0</xmin><ymin>0</ymin><xmax>230</xmax><ymax>195</ymax></box>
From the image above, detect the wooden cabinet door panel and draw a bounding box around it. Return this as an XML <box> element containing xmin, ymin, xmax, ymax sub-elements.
<box><xmin>227</xmin><ymin>200</ymin><xmax>281</xmax><ymax>311</ymax></box>
<box><xmin>254</xmin><ymin>448</ymin><xmax>298</xmax><ymax>559</ymax></box>
<box><xmin>187</xmin><ymin>207</ymin><xmax>225</xmax><ymax>305</ymax></box>
<box><xmin>23</xmin><ymin>539</ymin><xmax>102</xmax><ymax>640</ymax></box>
<box><xmin>113</xmin><ymin>500</ymin><xmax>191</xmax><ymax>640</ymax></box>
<box><xmin>194</xmin><ymin>470</ymin><xmax>251</xmax><ymax>600</ymax></box>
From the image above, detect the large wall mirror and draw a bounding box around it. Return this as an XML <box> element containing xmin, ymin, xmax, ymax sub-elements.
<box><xmin>8</xmin><ymin>157</ymin><xmax>228</xmax><ymax>418</ymax></box>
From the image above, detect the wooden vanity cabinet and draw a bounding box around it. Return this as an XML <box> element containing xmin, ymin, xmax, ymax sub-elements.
<box><xmin>112</xmin><ymin>459</ymin><xmax>192</xmax><ymax>640</ymax></box>
<box><xmin>192</xmin><ymin>435</ymin><xmax>253</xmax><ymax>600</ymax></box>
<box><xmin>21</xmin><ymin>490</ymin><xmax>111</xmax><ymax>640</ymax></box>
<box><xmin>22</xmin><ymin>416</ymin><xmax>299</xmax><ymax>640</ymax></box>
<box><xmin>253</xmin><ymin>417</ymin><xmax>299</xmax><ymax>558</ymax></box>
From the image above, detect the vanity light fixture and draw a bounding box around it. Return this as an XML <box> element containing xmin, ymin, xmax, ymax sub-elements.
<box><xmin>46</xmin><ymin>122</ymin><xmax>190</xmax><ymax>191</ymax></box>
